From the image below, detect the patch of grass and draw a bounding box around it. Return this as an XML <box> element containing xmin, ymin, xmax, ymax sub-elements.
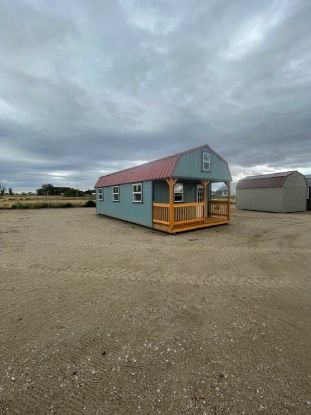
<box><xmin>9</xmin><ymin>202</ymin><xmax>76</xmax><ymax>209</ymax></box>
<box><xmin>0</xmin><ymin>196</ymin><xmax>96</xmax><ymax>209</ymax></box>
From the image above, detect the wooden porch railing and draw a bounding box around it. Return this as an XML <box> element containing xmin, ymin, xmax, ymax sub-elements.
<box><xmin>209</xmin><ymin>200</ymin><xmax>228</xmax><ymax>217</ymax></box>
<box><xmin>153</xmin><ymin>202</ymin><xmax>170</xmax><ymax>225</ymax></box>
<box><xmin>153</xmin><ymin>201</ymin><xmax>228</xmax><ymax>230</ymax></box>
<box><xmin>174</xmin><ymin>202</ymin><xmax>205</xmax><ymax>224</ymax></box>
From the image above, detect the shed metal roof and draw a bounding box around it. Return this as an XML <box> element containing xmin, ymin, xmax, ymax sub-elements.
<box><xmin>237</xmin><ymin>171</ymin><xmax>295</xmax><ymax>189</ymax></box>
<box><xmin>305</xmin><ymin>175</ymin><xmax>311</xmax><ymax>187</ymax></box>
<box><xmin>95</xmin><ymin>144</ymin><xmax>227</xmax><ymax>187</ymax></box>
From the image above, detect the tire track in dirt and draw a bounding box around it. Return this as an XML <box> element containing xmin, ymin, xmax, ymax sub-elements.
<box><xmin>1</xmin><ymin>255</ymin><xmax>309</xmax><ymax>300</ymax></box>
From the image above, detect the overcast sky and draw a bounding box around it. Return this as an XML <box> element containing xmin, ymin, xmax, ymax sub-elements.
<box><xmin>0</xmin><ymin>0</ymin><xmax>310</xmax><ymax>191</ymax></box>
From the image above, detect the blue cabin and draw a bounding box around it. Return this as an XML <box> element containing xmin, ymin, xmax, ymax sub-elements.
<box><xmin>95</xmin><ymin>144</ymin><xmax>232</xmax><ymax>233</ymax></box>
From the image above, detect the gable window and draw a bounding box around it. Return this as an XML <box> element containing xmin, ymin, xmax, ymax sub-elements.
<box><xmin>112</xmin><ymin>186</ymin><xmax>119</xmax><ymax>202</ymax></box>
<box><xmin>202</xmin><ymin>152</ymin><xmax>211</xmax><ymax>172</ymax></box>
<box><xmin>98</xmin><ymin>188</ymin><xmax>103</xmax><ymax>200</ymax></box>
<box><xmin>174</xmin><ymin>183</ymin><xmax>183</xmax><ymax>203</ymax></box>
<box><xmin>132</xmin><ymin>183</ymin><xmax>143</xmax><ymax>203</ymax></box>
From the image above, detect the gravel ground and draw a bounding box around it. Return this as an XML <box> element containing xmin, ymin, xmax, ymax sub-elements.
<box><xmin>0</xmin><ymin>207</ymin><xmax>310</xmax><ymax>414</ymax></box>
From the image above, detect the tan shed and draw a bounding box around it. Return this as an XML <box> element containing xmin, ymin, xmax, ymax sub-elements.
<box><xmin>236</xmin><ymin>171</ymin><xmax>307</xmax><ymax>213</ymax></box>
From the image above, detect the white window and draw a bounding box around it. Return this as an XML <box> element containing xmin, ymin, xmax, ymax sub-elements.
<box><xmin>98</xmin><ymin>188</ymin><xmax>103</xmax><ymax>200</ymax></box>
<box><xmin>174</xmin><ymin>183</ymin><xmax>183</xmax><ymax>203</ymax></box>
<box><xmin>202</xmin><ymin>152</ymin><xmax>211</xmax><ymax>172</ymax></box>
<box><xmin>196</xmin><ymin>184</ymin><xmax>203</xmax><ymax>202</ymax></box>
<box><xmin>132</xmin><ymin>183</ymin><xmax>143</xmax><ymax>203</ymax></box>
<box><xmin>112</xmin><ymin>186</ymin><xmax>119</xmax><ymax>202</ymax></box>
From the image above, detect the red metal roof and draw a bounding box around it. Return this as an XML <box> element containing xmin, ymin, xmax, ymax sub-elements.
<box><xmin>237</xmin><ymin>171</ymin><xmax>295</xmax><ymax>189</ymax></box>
<box><xmin>95</xmin><ymin>144</ymin><xmax>224</xmax><ymax>187</ymax></box>
<box><xmin>95</xmin><ymin>155</ymin><xmax>178</xmax><ymax>187</ymax></box>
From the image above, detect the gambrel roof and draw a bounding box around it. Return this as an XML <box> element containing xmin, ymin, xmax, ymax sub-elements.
<box><xmin>95</xmin><ymin>144</ymin><xmax>228</xmax><ymax>187</ymax></box>
<box><xmin>237</xmin><ymin>171</ymin><xmax>295</xmax><ymax>189</ymax></box>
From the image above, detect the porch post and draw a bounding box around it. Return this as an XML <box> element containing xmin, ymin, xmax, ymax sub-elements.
<box><xmin>201</xmin><ymin>180</ymin><xmax>209</xmax><ymax>222</ymax></box>
<box><xmin>166</xmin><ymin>178</ymin><xmax>177</xmax><ymax>232</ymax></box>
<box><xmin>226</xmin><ymin>181</ymin><xmax>231</xmax><ymax>220</ymax></box>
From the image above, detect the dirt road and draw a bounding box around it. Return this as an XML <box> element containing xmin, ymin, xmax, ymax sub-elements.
<box><xmin>0</xmin><ymin>208</ymin><xmax>310</xmax><ymax>414</ymax></box>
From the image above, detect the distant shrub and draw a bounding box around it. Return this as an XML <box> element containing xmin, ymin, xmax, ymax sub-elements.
<box><xmin>2</xmin><ymin>198</ymin><xmax>90</xmax><ymax>209</ymax></box>
<box><xmin>84</xmin><ymin>200</ymin><xmax>96</xmax><ymax>207</ymax></box>
<box><xmin>11</xmin><ymin>202</ymin><xmax>31</xmax><ymax>209</ymax></box>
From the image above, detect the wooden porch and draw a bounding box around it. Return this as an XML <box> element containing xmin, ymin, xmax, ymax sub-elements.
<box><xmin>152</xmin><ymin>178</ymin><xmax>231</xmax><ymax>233</ymax></box>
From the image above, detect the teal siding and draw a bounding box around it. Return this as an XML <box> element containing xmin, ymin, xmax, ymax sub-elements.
<box><xmin>153</xmin><ymin>180</ymin><xmax>168</xmax><ymax>203</ymax></box>
<box><xmin>173</xmin><ymin>149</ymin><xmax>231</xmax><ymax>181</ymax></box>
<box><xmin>153</xmin><ymin>180</ymin><xmax>208</xmax><ymax>203</ymax></box>
<box><xmin>96</xmin><ymin>181</ymin><xmax>153</xmax><ymax>227</ymax></box>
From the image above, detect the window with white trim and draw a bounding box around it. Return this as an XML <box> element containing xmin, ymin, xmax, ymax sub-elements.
<box><xmin>132</xmin><ymin>183</ymin><xmax>143</xmax><ymax>203</ymax></box>
<box><xmin>202</xmin><ymin>152</ymin><xmax>211</xmax><ymax>172</ymax></box>
<box><xmin>112</xmin><ymin>186</ymin><xmax>119</xmax><ymax>202</ymax></box>
<box><xmin>174</xmin><ymin>183</ymin><xmax>183</xmax><ymax>202</ymax></box>
<box><xmin>98</xmin><ymin>188</ymin><xmax>103</xmax><ymax>200</ymax></box>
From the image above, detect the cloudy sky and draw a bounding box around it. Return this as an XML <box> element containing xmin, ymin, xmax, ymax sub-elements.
<box><xmin>0</xmin><ymin>0</ymin><xmax>310</xmax><ymax>191</ymax></box>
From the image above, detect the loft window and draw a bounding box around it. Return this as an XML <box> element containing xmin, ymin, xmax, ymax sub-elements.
<box><xmin>202</xmin><ymin>152</ymin><xmax>211</xmax><ymax>172</ymax></box>
<box><xmin>132</xmin><ymin>183</ymin><xmax>143</xmax><ymax>203</ymax></box>
<box><xmin>112</xmin><ymin>186</ymin><xmax>119</xmax><ymax>202</ymax></box>
<box><xmin>98</xmin><ymin>188</ymin><xmax>103</xmax><ymax>200</ymax></box>
<box><xmin>174</xmin><ymin>183</ymin><xmax>183</xmax><ymax>203</ymax></box>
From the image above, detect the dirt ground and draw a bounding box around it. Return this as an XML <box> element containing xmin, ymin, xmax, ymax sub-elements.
<box><xmin>0</xmin><ymin>208</ymin><xmax>310</xmax><ymax>415</ymax></box>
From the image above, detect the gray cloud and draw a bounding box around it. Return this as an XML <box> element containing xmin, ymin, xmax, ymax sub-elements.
<box><xmin>0</xmin><ymin>0</ymin><xmax>311</xmax><ymax>191</ymax></box>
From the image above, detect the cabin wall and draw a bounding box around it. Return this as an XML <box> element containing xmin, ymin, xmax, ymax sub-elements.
<box><xmin>153</xmin><ymin>180</ymin><xmax>207</xmax><ymax>203</ymax></box>
<box><xmin>173</xmin><ymin>149</ymin><xmax>231</xmax><ymax>182</ymax></box>
<box><xmin>96</xmin><ymin>181</ymin><xmax>153</xmax><ymax>227</ymax></box>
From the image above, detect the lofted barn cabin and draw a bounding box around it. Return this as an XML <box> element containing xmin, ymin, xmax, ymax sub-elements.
<box><xmin>95</xmin><ymin>144</ymin><xmax>232</xmax><ymax>233</ymax></box>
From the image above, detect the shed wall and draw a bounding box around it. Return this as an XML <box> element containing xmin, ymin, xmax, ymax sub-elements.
<box><xmin>236</xmin><ymin>188</ymin><xmax>284</xmax><ymax>212</ymax></box>
<box><xmin>173</xmin><ymin>149</ymin><xmax>231</xmax><ymax>181</ymax></box>
<box><xmin>282</xmin><ymin>187</ymin><xmax>307</xmax><ymax>212</ymax></box>
<box><xmin>284</xmin><ymin>172</ymin><xmax>307</xmax><ymax>187</ymax></box>
<box><xmin>96</xmin><ymin>181</ymin><xmax>153</xmax><ymax>227</ymax></box>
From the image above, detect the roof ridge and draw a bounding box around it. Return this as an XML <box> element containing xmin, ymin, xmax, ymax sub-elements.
<box><xmin>241</xmin><ymin>170</ymin><xmax>296</xmax><ymax>180</ymax></box>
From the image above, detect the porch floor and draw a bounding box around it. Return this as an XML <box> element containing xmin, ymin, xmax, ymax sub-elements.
<box><xmin>152</xmin><ymin>200</ymin><xmax>230</xmax><ymax>234</ymax></box>
<box><xmin>153</xmin><ymin>216</ymin><xmax>229</xmax><ymax>234</ymax></box>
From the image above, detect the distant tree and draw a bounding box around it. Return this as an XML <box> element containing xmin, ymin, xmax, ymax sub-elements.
<box><xmin>63</xmin><ymin>188</ymin><xmax>84</xmax><ymax>197</ymax></box>
<box><xmin>0</xmin><ymin>186</ymin><xmax>5</xmax><ymax>196</ymax></box>
<box><xmin>37</xmin><ymin>184</ymin><xmax>55</xmax><ymax>196</ymax></box>
<box><xmin>84</xmin><ymin>189</ymin><xmax>94</xmax><ymax>195</ymax></box>
<box><xmin>8</xmin><ymin>187</ymin><xmax>13</xmax><ymax>195</ymax></box>
<box><xmin>36</xmin><ymin>184</ymin><xmax>88</xmax><ymax>197</ymax></box>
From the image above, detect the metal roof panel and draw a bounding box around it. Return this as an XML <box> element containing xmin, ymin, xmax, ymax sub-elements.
<box><xmin>95</xmin><ymin>144</ymin><xmax>227</xmax><ymax>187</ymax></box>
<box><xmin>237</xmin><ymin>171</ymin><xmax>295</xmax><ymax>189</ymax></box>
